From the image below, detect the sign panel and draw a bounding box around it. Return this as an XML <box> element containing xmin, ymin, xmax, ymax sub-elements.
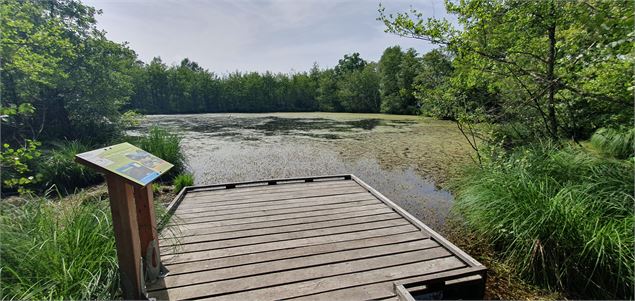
<box><xmin>76</xmin><ymin>142</ymin><xmax>173</xmax><ymax>186</ymax></box>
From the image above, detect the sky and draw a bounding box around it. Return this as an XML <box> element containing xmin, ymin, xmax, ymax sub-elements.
<box><xmin>84</xmin><ymin>0</ymin><xmax>454</xmax><ymax>74</ymax></box>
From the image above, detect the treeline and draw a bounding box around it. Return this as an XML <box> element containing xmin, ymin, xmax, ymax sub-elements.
<box><xmin>126</xmin><ymin>50</ymin><xmax>424</xmax><ymax>115</ymax></box>
<box><xmin>1</xmin><ymin>0</ymin><xmax>435</xmax><ymax>148</ymax></box>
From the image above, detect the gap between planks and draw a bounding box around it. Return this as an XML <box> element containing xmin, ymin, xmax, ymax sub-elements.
<box><xmin>160</xmin><ymin>219</ymin><xmax>411</xmax><ymax>255</ymax></box>
<box><xmin>172</xmin><ymin>199</ymin><xmax>381</xmax><ymax>225</ymax></box>
<box><xmin>162</xmin><ymin>225</ymin><xmax>421</xmax><ymax>265</ymax></box>
<box><xmin>150</xmin><ymin>248</ymin><xmax>461</xmax><ymax>300</ymax></box>
<box><xmin>160</xmin><ymin>232</ymin><xmax>431</xmax><ymax>276</ymax></box>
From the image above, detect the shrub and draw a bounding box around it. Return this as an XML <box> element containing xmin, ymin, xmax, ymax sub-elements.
<box><xmin>173</xmin><ymin>173</ymin><xmax>194</xmax><ymax>193</ymax></box>
<box><xmin>136</xmin><ymin>127</ymin><xmax>185</xmax><ymax>180</ymax></box>
<box><xmin>453</xmin><ymin>144</ymin><xmax>634</xmax><ymax>299</ymax></box>
<box><xmin>39</xmin><ymin>141</ymin><xmax>103</xmax><ymax>194</ymax></box>
<box><xmin>590</xmin><ymin>127</ymin><xmax>634</xmax><ymax>159</ymax></box>
<box><xmin>0</xmin><ymin>139</ymin><xmax>42</xmax><ymax>195</ymax></box>
<box><xmin>0</xmin><ymin>196</ymin><xmax>119</xmax><ymax>299</ymax></box>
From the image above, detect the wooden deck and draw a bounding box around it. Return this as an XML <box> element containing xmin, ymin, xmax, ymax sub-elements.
<box><xmin>149</xmin><ymin>175</ymin><xmax>486</xmax><ymax>300</ymax></box>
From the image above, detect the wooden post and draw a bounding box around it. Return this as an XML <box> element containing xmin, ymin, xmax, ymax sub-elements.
<box><xmin>134</xmin><ymin>184</ymin><xmax>165</xmax><ymax>283</ymax></box>
<box><xmin>105</xmin><ymin>174</ymin><xmax>145</xmax><ymax>300</ymax></box>
<box><xmin>75</xmin><ymin>143</ymin><xmax>173</xmax><ymax>300</ymax></box>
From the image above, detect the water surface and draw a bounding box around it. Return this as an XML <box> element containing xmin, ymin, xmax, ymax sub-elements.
<box><xmin>136</xmin><ymin>112</ymin><xmax>474</xmax><ymax>229</ymax></box>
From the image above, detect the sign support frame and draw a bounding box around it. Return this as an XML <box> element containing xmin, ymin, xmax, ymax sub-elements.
<box><xmin>76</xmin><ymin>144</ymin><xmax>171</xmax><ymax>300</ymax></box>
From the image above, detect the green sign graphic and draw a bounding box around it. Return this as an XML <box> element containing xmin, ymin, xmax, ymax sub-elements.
<box><xmin>76</xmin><ymin>143</ymin><xmax>173</xmax><ymax>186</ymax></box>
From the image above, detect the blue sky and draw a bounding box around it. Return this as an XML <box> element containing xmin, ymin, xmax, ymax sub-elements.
<box><xmin>84</xmin><ymin>0</ymin><xmax>453</xmax><ymax>74</ymax></box>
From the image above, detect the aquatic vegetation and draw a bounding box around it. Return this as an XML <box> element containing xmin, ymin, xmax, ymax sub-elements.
<box><xmin>135</xmin><ymin>126</ymin><xmax>186</xmax><ymax>180</ymax></box>
<box><xmin>173</xmin><ymin>173</ymin><xmax>194</xmax><ymax>192</ymax></box>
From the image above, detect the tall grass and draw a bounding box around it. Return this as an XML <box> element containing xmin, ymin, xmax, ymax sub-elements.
<box><xmin>173</xmin><ymin>173</ymin><xmax>194</xmax><ymax>193</ymax></box>
<box><xmin>39</xmin><ymin>140</ymin><xmax>103</xmax><ymax>194</ymax></box>
<box><xmin>135</xmin><ymin>126</ymin><xmax>185</xmax><ymax>180</ymax></box>
<box><xmin>0</xmin><ymin>194</ymin><xmax>119</xmax><ymax>299</ymax></box>
<box><xmin>590</xmin><ymin>127</ymin><xmax>634</xmax><ymax>159</ymax></box>
<box><xmin>0</xmin><ymin>188</ymin><xmax>172</xmax><ymax>300</ymax></box>
<box><xmin>453</xmin><ymin>143</ymin><xmax>634</xmax><ymax>299</ymax></box>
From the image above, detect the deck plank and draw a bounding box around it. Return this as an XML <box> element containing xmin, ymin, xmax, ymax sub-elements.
<box><xmin>149</xmin><ymin>239</ymin><xmax>438</xmax><ymax>291</ymax></box>
<box><xmin>164</xmin><ymin>208</ymin><xmax>397</xmax><ymax>238</ymax></box>
<box><xmin>150</xmin><ymin>177</ymin><xmax>485</xmax><ymax>301</ymax></box>
<box><xmin>174</xmin><ymin>192</ymin><xmax>374</xmax><ymax>216</ymax></box>
<box><xmin>160</xmin><ymin>231</ymin><xmax>430</xmax><ymax>276</ymax></box>
<box><xmin>172</xmin><ymin>199</ymin><xmax>380</xmax><ymax>225</ymax></box>
<box><xmin>179</xmin><ymin>185</ymin><xmax>366</xmax><ymax>208</ymax></box>
<box><xmin>162</xmin><ymin>212</ymin><xmax>403</xmax><ymax>246</ymax></box>
<box><xmin>152</xmin><ymin>247</ymin><xmax>454</xmax><ymax>300</ymax></box>
<box><xmin>161</xmin><ymin>219</ymin><xmax>411</xmax><ymax>255</ymax></box>
<box><xmin>200</xmin><ymin>257</ymin><xmax>465</xmax><ymax>301</ymax></box>
<box><xmin>186</xmin><ymin>180</ymin><xmax>358</xmax><ymax>198</ymax></box>
<box><xmin>162</xmin><ymin>225</ymin><xmax>420</xmax><ymax>264</ymax></box>
<box><xmin>163</xmin><ymin>203</ymin><xmax>390</xmax><ymax>230</ymax></box>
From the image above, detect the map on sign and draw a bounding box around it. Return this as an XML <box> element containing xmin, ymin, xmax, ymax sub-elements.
<box><xmin>76</xmin><ymin>143</ymin><xmax>173</xmax><ymax>186</ymax></box>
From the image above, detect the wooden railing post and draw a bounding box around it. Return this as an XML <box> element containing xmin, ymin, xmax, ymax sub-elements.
<box><xmin>105</xmin><ymin>174</ymin><xmax>145</xmax><ymax>300</ymax></box>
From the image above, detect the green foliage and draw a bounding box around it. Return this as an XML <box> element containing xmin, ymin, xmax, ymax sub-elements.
<box><xmin>173</xmin><ymin>173</ymin><xmax>194</xmax><ymax>192</ymax></box>
<box><xmin>336</xmin><ymin>64</ymin><xmax>381</xmax><ymax>113</ymax></box>
<box><xmin>39</xmin><ymin>141</ymin><xmax>102</xmax><ymax>194</ymax></box>
<box><xmin>453</xmin><ymin>144</ymin><xmax>634</xmax><ymax>299</ymax></box>
<box><xmin>380</xmin><ymin>0</ymin><xmax>634</xmax><ymax>141</ymax></box>
<box><xmin>590</xmin><ymin>127</ymin><xmax>634</xmax><ymax>159</ymax></box>
<box><xmin>1</xmin><ymin>0</ymin><xmax>139</xmax><ymax>145</ymax></box>
<box><xmin>378</xmin><ymin>46</ymin><xmax>421</xmax><ymax>114</ymax></box>
<box><xmin>0</xmin><ymin>140</ymin><xmax>42</xmax><ymax>194</ymax></box>
<box><xmin>136</xmin><ymin>127</ymin><xmax>185</xmax><ymax>180</ymax></box>
<box><xmin>0</xmin><ymin>197</ymin><xmax>119</xmax><ymax>299</ymax></box>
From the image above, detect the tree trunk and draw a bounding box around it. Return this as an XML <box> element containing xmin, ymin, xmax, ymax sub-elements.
<box><xmin>546</xmin><ymin>1</ymin><xmax>558</xmax><ymax>141</ymax></box>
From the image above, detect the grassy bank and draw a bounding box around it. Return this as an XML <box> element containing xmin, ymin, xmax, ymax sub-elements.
<box><xmin>0</xmin><ymin>125</ymin><xmax>191</xmax><ymax>299</ymax></box>
<box><xmin>448</xmin><ymin>138</ymin><xmax>634</xmax><ymax>299</ymax></box>
<box><xmin>0</xmin><ymin>184</ymin><xmax>180</xmax><ymax>300</ymax></box>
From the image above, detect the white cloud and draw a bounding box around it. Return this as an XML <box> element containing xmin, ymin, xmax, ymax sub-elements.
<box><xmin>85</xmin><ymin>0</ymin><xmax>453</xmax><ymax>74</ymax></box>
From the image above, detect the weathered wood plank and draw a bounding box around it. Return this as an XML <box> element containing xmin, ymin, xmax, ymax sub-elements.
<box><xmin>352</xmin><ymin>175</ymin><xmax>483</xmax><ymax>268</ymax></box>
<box><xmin>174</xmin><ymin>192</ymin><xmax>374</xmax><ymax>217</ymax></box>
<box><xmin>174</xmin><ymin>199</ymin><xmax>380</xmax><ymax>225</ymax></box>
<box><xmin>149</xmin><ymin>239</ymin><xmax>438</xmax><ymax>291</ymax></box>
<box><xmin>200</xmin><ymin>257</ymin><xmax>465</xmax><ymax>301</ymax></box>
<box><xmin>163</xmin><ymin>203</ymin><xmax>390</xmax><ymax>231</ymax></box>
<box><xmin>162</xmin><ymin>225</ymin><xmax>420</xmax><ymax>264</ymax></box>
<box><xmin>186</xmin><ymin>180</ymin><xmax>357</xmax><ymax>199</ymax></box>
<box><xmin>151</xmin><ymin>247</ymin><xmax>453</xmax><ymax>300</ymax></box>
<box><xmin>178</xmin><ymin>185</ymin><xmax>366</xmax><ymax>208</ymax></box>
<box><xmin>288</xmin><ymin>267</ymin><xmax>484</xmax><ymax>301</ymax></box>
<box><xmin>161</xmin><ymin>232</ymin><xmax>430</xmax><ymax>276</ymax></box>
<box><xmin>160</xmin><ymin>219</ymin><xmax>411</xmax><ymax>255</ymax></box>
<box><xmin>162</xmin><ymin>213</ymin><xmax>402</xmax><ymax>246</ymax></box>
<box><xmin>167</xmin><ymin>209</ymin><xmax>399</xmax><ymax>239</ymax></box>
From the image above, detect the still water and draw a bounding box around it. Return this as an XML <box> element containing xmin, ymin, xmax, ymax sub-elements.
<box><xmin>137</xmin><ymin>112</ymin><xmax>474</xmax><ymax>229</ymax></box>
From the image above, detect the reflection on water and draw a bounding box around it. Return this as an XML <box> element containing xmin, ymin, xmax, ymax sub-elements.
<box><xmin>135</xmin><ymin>113</ymin><xmax>472</xmax><ymax>229</ymax></box>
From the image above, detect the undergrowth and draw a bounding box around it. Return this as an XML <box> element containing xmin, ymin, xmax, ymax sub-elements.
<box><xmin>452</xmin><ymin>142</ymin><xmax>634</xmax><ymax>299</ymax></box>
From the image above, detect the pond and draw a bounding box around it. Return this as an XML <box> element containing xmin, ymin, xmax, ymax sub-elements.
<box><xmin>136</xmin><ymin>112</ymin><xmax>475</xmax><ymax>229</ymax></box>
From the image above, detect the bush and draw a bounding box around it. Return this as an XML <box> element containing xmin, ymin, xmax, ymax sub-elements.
<box><xmin>590</xmin><ymin>127</ymin><xmax>634</xmax><ymax>159</ymax></box>
<box><xmin>0</xmin><ymin>196</ymin><xmax>119</xmax><ymax>299</ymax></box>
<box><xmin>453</xmin><ymin>144</ymin><xmax>634</xmax><ymax>299</ymax></box>
<box><xmin>173</xmin><ymin>173</ymin><xmax>194</xmax><ymax>192</ymax></box>
<box><xmin>39</xmin><ymin>141</ymin><xmax>103</xmax><ymax>194</ymax></box>
<box><xmin>135</xmin><ymin>127</ymin><xmax>185</xmax><ymax>180</ymax></box>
